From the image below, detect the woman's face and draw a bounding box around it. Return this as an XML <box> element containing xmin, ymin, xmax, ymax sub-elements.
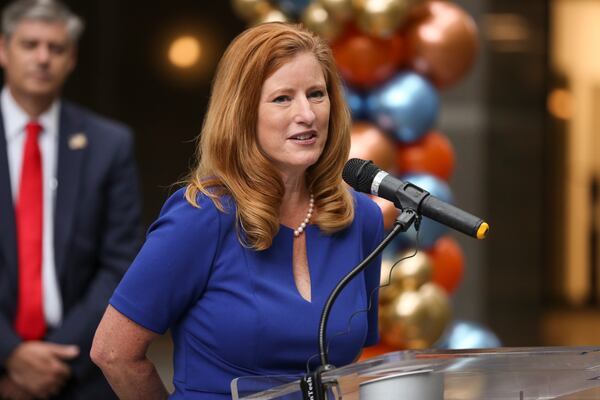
<box><xmin>257</xmin><ymin>52</ymin><xmax>330</xmax><ymax>179</ymax></box>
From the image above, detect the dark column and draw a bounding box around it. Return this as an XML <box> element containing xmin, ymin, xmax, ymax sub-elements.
<box><xmin>485</xmin><ymin>0</ymin><xmax>548</xmax><ymax>345</ymax></box>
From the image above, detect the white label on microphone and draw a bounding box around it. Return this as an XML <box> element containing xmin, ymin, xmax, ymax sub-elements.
<box><xmin>371</xmin><ymin>171</ymin><xmax>388</xmax><ymax>196</ymax></box>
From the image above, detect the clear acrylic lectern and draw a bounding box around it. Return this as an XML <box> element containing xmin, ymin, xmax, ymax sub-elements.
<box><xmin>231</xmin><ymin>347</ymin><xmax>600</xmax><ymax>399</ymax></box>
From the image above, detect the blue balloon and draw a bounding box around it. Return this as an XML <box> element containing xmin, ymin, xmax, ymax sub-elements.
<box><xmin>343</xmin><ymin>84</ymin><xmax>367</xmax><ymax>120</ymax></box>
<box><xmin>436</xmin><ymin>320</ymin><xmax>502</xmax><ymax>349</ymax></box>
<box><xmin>275</xmin><ymin>0</ymin><xmax>311</xmax><ymax>16</ymax></box>
<box><xmin>366</xmin><ymin>72</ymin><xmax>439</xmax><ymax>143</ymax></box>
<box><xmin>382</xmin><ymin>236</ymin><xmax>411</xmax><ymax>260</ymax></box>
<box><xmin>395</xmin><ymin>173</ymin><xmax>452</xmax><ymax>249</ymax></box>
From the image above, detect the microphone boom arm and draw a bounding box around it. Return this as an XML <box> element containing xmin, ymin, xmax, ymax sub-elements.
<box><xmin>318</xmin><ymin>209</ymin><xmax>419</xmax><ymax>368</ymax></box>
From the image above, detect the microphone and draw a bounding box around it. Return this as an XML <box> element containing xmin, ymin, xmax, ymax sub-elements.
<box><xmin>343</xmin><ymin>158</ymin><xmax>489</xmax><ymax>239</ymax></box>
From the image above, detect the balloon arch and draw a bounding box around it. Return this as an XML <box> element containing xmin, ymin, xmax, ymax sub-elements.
<box><xmin>231</xmin><ymin>0</ymin><xmax>499</xmax><ymax>355</ymax></box>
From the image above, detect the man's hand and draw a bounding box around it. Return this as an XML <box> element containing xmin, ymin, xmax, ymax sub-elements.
<box><xmin>0</xmin><ymin>375</ymin><xmax>33</xmax><ymax>400</ymax></box>
<box><xmin>5</xmin><ymin>342</ymin><xmax>79</xmax><ymax>398</ymax></box>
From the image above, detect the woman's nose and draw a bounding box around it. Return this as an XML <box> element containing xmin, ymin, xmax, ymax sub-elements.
<box><xmin>293</xmin><ymin>97</ymin><xmax>316</xmax><ymax>125</ymax></box>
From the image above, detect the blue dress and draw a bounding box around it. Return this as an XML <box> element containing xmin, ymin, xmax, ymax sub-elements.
<box><xmin>110</xmin><ymin>188</ymin><xmax>384</xmax><ymax>399</ymax></box>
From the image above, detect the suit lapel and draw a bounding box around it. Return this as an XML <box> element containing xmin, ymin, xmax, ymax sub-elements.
<box><xmin>54</xmin><ymin>103</ymin><xmax>86</xmax><ymax>279</ymax></box>
<box><xmin>0</xmin><ymin>109</ymin><xmax>18</xmax><ymax>285</ymax></box>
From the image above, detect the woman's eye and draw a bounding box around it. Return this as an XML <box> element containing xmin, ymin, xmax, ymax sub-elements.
<box><xmin>309</xmin><ymin>90</ymin><xmax>325</xmax><ymax>99</ymax></box>
<box><xmin>273</xmin><ymin>95</ymin><xmax>290</xmax><ymax>103</ymax></box>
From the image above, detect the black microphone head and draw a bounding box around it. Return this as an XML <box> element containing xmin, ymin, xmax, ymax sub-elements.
<box><xmin>342</xmin><ymin>158</ymin><xmax>381</xmax><ymax>193</ymax></box>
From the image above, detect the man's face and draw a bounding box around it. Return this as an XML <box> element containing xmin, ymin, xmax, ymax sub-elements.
<box><xmin>0</xmin><ymin>19</ymin><xmax>75</xmax><ymax>100</ymax></box>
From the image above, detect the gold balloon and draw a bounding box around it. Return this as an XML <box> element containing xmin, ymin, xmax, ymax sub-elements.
<box><xmin>318</xmin><ymin>0</ymin><xmax>354</xmax><ymax>22</ymax></box>
<box><xmin>389</xmin><ymin>249</ymin><xmax>432</xmax><ymax>291</ymax></box>
<box><xmin>419</xmin><ymin>282</ymin><xmax>452</xmax><ymax>345</ymax></box>
<box><xmin>353</xmin><ymin>0</ymin><xmax>411</xmax><ymax>38</ymax></box>
<box><xmin>302</xmin><ymin>2</ymin><xmax>344</xmax><ymax>42</ymax></box>
<box><xmin>379</xmin><ymin>282</ymin><xmax>451</xmax><ymax>349</ymax></box>
<box><xmin>379</xmin><ymin>258</ymin><xmax>403</xmax><ymax>305</ymax></box>
<box><xmin>253</xmin><ymin>7</ymin><xmax>289</xmax><ymax>25</ymax></box>
<box><xmin>232</xmin><ymin>0</ymin><xmax>272</xmax><ymax>21</ymax></box>
<box><xmin>380</xmin><ymin>290</ymin><xmax>430</xmax><ymax>349</ymax></box>
<box><xmin>407</xmin><ymin>0</ymin><xmax>427</xmax><ymax>8</ymax></box>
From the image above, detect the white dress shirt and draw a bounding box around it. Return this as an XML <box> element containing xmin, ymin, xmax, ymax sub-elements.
<box><xmin>2</xmin><ymin>87</ymin><xmax>63</xmax><ymax>327</ymax></box>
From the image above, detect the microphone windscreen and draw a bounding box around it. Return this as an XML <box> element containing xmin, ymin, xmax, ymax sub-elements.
<box><xmin>342</xmin><ymin>158</ymin><xmax>380</xmax><ymax>193</ymax></box>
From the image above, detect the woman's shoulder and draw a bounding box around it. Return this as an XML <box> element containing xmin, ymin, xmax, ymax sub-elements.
<box><xmin>150</xmin><ymin>187</ymin><xmax>235</xmax><ymax>235</ymax></box>
<box><xmin>350</xmin><ymin>189</ymin><xmax>383</xmax><ymax>239</ymax></box>
<box><xmin>351</xmin><ymin>189</ymin><xmax>383</xmax><ymax>219</ymax></box>
<box><xmin>161</xmin><ymin>187</ymin><xmax>234</xmax><ymax>214</ymax></box>
<box><xmin>349</xmin><ymin>189</ymin><xmax>384</xmax><ymax>242</ymax></box>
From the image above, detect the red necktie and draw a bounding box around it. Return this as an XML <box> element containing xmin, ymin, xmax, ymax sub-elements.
<box><xmin>14</xmin><ymin>121</ymin><xmax>46</xmax><ymax>340</ymax></box>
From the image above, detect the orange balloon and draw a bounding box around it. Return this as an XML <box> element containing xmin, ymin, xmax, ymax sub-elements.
<box><xmin>358</xmin><ymin>342</ymin><xmax>399</xmax><ymax>361</ymax></box>
<box><xmin>426</xmin><ymin>236</ymin><xmax>464</xmax><ymax>294</ymax></box>
<box><xmin>350</xmin><ymin>122</ymin><xmax>397</xmax><ymax>171</ymax></box>
<box><xmin>332</xmin><ymin>25</ymin><xmax>407</xmax><ymax>88</ymax></box>
<box><xmin>405</xmin><ymin>1</ymin><xmax>479</xmax><ymax>89</ymax></box>
<box><xmin>396</xmin><ymin>130</ymin><xmax>455</xmax><ymax>181</ymax></box>
<box><xmin>370</xmin><ymin>196</ymin><xmax>398</xmax><ymax>231</ymax></box>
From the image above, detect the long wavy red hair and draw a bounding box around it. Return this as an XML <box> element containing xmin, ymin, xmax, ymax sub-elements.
<box><xmin>185</xmin><ymin>22</ymin><xmax>353</xmax><ymax>250</ymax></box>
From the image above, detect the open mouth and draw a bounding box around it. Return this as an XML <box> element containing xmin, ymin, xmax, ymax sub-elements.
<box><xmin>289</xmin><ymin>131</ymin><xmax>317</xmax><ymax>142</ymax></box>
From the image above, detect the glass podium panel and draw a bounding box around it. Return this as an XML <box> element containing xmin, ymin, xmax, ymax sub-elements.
<box><xmin>231</xmin><ymin>374</ymin><xmax>304</xmax><ymax>400</ymax></box>
<box><xmin>231</xmin><ymin>347</ymin><xmax>600</xmax><ymax>399</ymax></box>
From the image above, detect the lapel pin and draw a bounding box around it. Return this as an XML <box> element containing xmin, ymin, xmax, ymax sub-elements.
<box><xmin>69</xmin><ymin>133</ymin><xmax>87</xmax><ymax>150</ymax></box>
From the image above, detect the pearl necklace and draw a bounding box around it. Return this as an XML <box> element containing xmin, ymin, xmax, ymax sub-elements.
<box><xmin>294</xmin><ymin>194</ymin><xmax>314</xmax><ymax>237</ymax></box>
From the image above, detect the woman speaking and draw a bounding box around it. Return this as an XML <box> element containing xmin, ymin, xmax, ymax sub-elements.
<box><xmin>91</xmin><ymin>22</ymin><xmax>383</xmax><ymax>399</ymax></box>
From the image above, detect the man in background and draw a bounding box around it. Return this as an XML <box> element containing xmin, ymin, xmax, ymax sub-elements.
<box><xmin>0</xmin><ymin>0</ymin><xmax>141</xmax><ymax>398</ymax></box>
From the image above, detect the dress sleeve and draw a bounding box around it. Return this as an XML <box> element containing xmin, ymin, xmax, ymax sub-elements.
<box><xmin>359</xmin><ymin>193</ymin><xmax>384</xmax><ymax>347</ymax></box>
<box><xmin>109</xmin><ymin>190</ymin><xmax>221</xmax><ymax>334</ymax></box>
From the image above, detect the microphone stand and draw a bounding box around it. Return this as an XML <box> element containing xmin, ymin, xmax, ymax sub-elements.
<box><xmin>301</xmin><ymin>209</ymin><xmax>420</xmax><ymax>400</ymax></box>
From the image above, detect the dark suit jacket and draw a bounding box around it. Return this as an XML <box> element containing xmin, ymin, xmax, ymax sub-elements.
<box><xmin>0</xmin><ymin>100</ymin><xmax>142</xmax><ymax>399</ymax></box>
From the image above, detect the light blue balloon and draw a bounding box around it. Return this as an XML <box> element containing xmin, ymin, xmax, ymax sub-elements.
<box><xmin>343</xmin><ymin>84</ymin><xmax>367</xmax><ymax>120</ymax></box>
<box><xmin>436</xmin><ymin>320</ymin><xmax>502</xmax><ymax>349</ymax></box>
<box><xmin>276</xmin><ymin>0</ymin><xmax>311</xmax><ymax>16</ymax></box>
<box><xmin>366</xmin><ymin>72</ymin><xmax>439</xmax><ymax>143</ymax></box>
<box><xmin>395</xmin><ymin>173</ymin><xmax>452</xmax><ymax>249</ymax></box>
